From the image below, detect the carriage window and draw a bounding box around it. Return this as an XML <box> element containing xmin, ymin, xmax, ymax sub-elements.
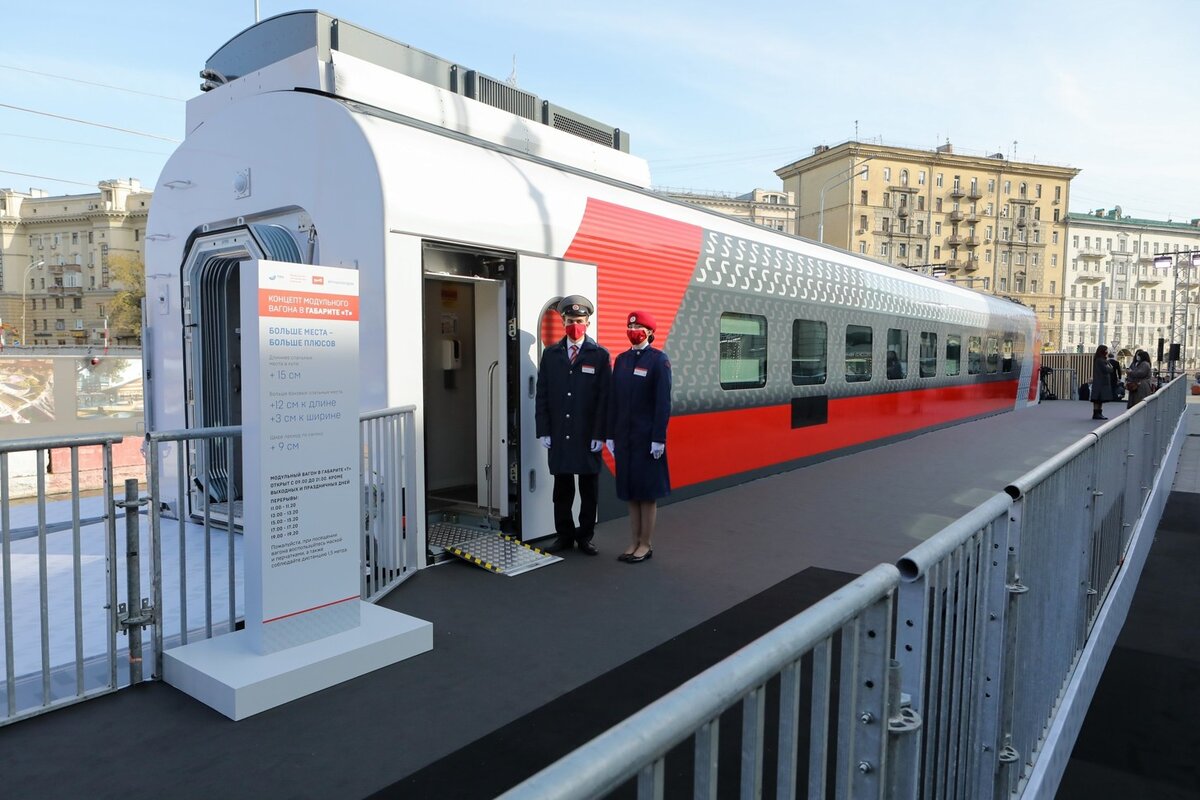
<box><xmin>1002</xmin><ymin>338</ymin><xmax>1015</xmax><ymax>372</ymax></box>
<box><xmin>791</xmin><ymin>319</ymin><xmax>827</xmax><ymax>385</ymax></box>
<box><xmin>845</xmin><ymin>325</ymin><xmax>873</xmax><ymax>382</ymax></box>
<box><xmin>720</xmin><ymin>313</ymin><xmax>767</xmax><ymax>389</ymax></box>
<box><xmin>886</xmin><ymin>329</ymin><xmax>908</xmax><ymax>379</ymax></box>
<box><xmin>968</xmin><ymin>336</ymin><xmax>983</xmax><ymax>374</ymax></box>
<box><xmin>946</xmin><ymin>335</ymin><xmax>961</xmax><ymax>376</ymax></box>
<box><xmin>920</xmin><ymin>332</ymin><xmax>938</xmax><ymax>377</ymax></box>
<box><xmin>985</xmin><ymin>337</ymin><xmax>1000</xmax><ymax>374</ymax></box>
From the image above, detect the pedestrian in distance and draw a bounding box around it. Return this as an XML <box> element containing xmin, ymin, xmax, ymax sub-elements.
<box><xmin>1125</xmin><ymin>349</ymin><xmax>1153</xmax><ymax>409</ymax></box>
<box><xmin>606</xmin><ymin>311</ymin><xmax>671</xmax><ymax>564</ymax></box>
<box><xmin>535</xmin><ymin>295</ymin><xmax>611</xmax><ymax>555</ymax></box>
<box><xmin>1090</xmin><ymin>344</ymin><xmax>1114</xmax><ymax>420</ymax></box>
<box><xmin>1108</xmin><ymin>353</ymin><xmax>1123</xmax><ymax>401</ymax></box>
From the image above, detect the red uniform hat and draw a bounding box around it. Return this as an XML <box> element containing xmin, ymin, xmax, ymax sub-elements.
<box><xmin>626</xmin><ymin>310</ymin><xmax>656</xmax><ymax>331</ymax></box>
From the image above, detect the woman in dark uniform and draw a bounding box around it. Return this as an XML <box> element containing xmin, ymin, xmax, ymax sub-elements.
<box><xmin>606</xmin><ymin>311</ymin><xmax>671</xmax><ymax>563</ymax></box>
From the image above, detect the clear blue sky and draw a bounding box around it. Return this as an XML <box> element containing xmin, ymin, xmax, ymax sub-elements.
<box><xmin>2</xmin><ymin>1</ymin><xmax>1198</xmax><ymax>221</ymax></box>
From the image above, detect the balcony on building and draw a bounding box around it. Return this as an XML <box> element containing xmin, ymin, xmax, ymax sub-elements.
<box><xmin>1010</xmin><ymin>196</ymin><xmax>1036</xmax><ymax>205</ymax></box>
<box><xmin>889</xmin><ymin>184</ymin><xmax>919</xmax><ymax>194</ymax></box>
<box><xmin>948</xmin><ymin>210</ymin><xmax>964</xmax><ymax>223</ymax></box>
<box><xmin>963</xmin><ymin>235</ymin><xmax>980</xmax><ymax>248</ymax></box>
<box><xmin>947</xmin><ymin>234</ymin><xmax>965</xmax><ymax>247</ymax></box>
<box><xmin>946</xmin><ymin>256</ymin><xmax>980</xmax><ymax>271</ymax></box>
<box><xmin>964</xmin><ymin>212</ymin><xmax>980</xmax><ymax>224</ymax></box>
<box><xmin>1136</xmin><ymin>272</ymin><xmax>1163</xmax><ymax>286</ymax></box>
<box><xmin>1077</xmin><ymin>245</ymin><xmax>1106</xmax><ymax>260</ymax></box>
<box><xmin>47</xmin><ymin>264</ymin><xmax>84</xmax><ymax>297</ymax></box>
<box><xmin>949</xmin><ymin>185</ymin><xmax>966</xmax><ymax>199</ymax></box>
<box><xmin>967</xmin><ymin>186</ymin><xmax>984</xmax><ymax>201</ymax></box>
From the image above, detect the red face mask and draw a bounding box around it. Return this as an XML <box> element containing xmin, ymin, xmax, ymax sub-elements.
<box><xmin>626</xmin><ymin>328</ymin><xmax>648</xmax><ymax>345</ymax></box>
<box><xmin>564</xmin><ymin>322</ymin><xmax>587</xmax><ymax>341</ymax></box>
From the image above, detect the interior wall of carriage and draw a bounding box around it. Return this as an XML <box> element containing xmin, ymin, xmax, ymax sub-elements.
<box><xmin>418</xmin><ymin>243</ymin><xmax>516</xmax><ymax>525</ymax></box>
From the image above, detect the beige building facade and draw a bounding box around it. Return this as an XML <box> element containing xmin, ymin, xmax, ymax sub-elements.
<box><xmin>777</xmin><ymin>141</ymin><xmax>1080</xmax><ymax>350</ymax></box>
<box><xmin>0</xmin><ymin>179</ymin><xmax>149</xmax><ymax>346</ymax></box>
<box><xmin>1064</xmin><ymin>208</ymin><xmax>1200</xmax><ymax>370</ymax></box>
<box><xmin>662</xmin><ymin>187</ymin><xmax>796</xmax><ymax>235</ymax></box>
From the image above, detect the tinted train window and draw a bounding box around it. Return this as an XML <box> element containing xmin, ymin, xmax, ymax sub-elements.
<box><xmin>946</xmin><ymin>335</ymin><xmax>961</xmax><ymax>376</ymax></box>
<box><xmin>968</xmin><ymin>336</ymin><xmax>983</xmax><ymax>374</ymax></box>
<box><xmin>719</xmin><ymin>313</ymin><xmax>767</xmax><ymax>389</ymax></box>
<box><xmin>886</xmin><ymin>329</ymin><xmax>908</xmax><ymax>379</ymax></box>
<box><xmin>1002</xmin><ymin>338</ymin><xmax>1014</xmax><ymax>372</ymax></box>
<box><xmin>920</xmin><ymin>332</ymin><xmax>938</xmax><ymax>377</ymax></box>
<box><xmin>985</xmin><ymin>337</ymin><xmax>1000</xmax><ymax>374</ymax></box>
<box><xmin>791</xmin><ymin>319</ymin><xmax>827</xmax><ymax>385</ymax></box>
<box><xmin>845</xmin><ymin>325</ymin><xmax>873</xmax><ymax>382</ymax></box>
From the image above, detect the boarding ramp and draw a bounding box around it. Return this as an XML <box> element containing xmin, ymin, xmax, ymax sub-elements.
<box><xmin>499</xmin><ymin>377</ymin><xmax>1188</xmax><ymax>800</ymax></box>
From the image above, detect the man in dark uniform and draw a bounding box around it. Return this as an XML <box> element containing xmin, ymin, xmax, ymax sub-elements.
<box><xmin>535</xmin><ymin>295</ymin><xmax>611</xmax><ymax>554</ymax></box>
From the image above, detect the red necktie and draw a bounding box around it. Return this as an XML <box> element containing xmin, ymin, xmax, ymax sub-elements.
<box><xmin>569</xmin><ymin>344</ymin><xmax>578</xmax><ymax>363</ymax></box>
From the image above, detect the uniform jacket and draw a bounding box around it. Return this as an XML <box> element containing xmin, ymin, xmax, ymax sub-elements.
<box><xmin>608</xmin><ymin>345</ymin><xmax>672</xmax><ymax>501</ymax></box>
<box><xmin>535</xmin><ymin>336</ymin><xmax>611</xmax><ymax>475</ymax></box>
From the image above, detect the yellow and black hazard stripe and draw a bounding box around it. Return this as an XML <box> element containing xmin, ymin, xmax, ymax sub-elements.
<box><xmin>501</xmin><ymin>534</ymin><xmax>549</xmax><ymax>555</ymax></box>
<box><xmin>447</xmin><ymin>545</ymin><xmax>499</xmax><ymax>573</ymax></box>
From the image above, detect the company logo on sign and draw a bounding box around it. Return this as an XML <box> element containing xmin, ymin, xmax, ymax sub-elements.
<box><xmin>312</xmin><ymin>276</ymin><xmax>325</xmax><ymax>286</ymax></box>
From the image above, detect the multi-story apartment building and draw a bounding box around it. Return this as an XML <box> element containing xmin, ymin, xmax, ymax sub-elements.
<box><xmin>661</xmin><ymin>187</ymin><xmax>796</xmax><ymax>234</ymax></box>
<box><xmin>1063</xmin><ymin>207</ymin><xmax>1200</xmax><ymax>369</ymax></box>
<box><xmin>776</xmin><ymin>141</ymin><xmax>1080</xmax><ymax>350</ymax></box>
<box><xmin>0</xmin><ymin>179</ymin><xmax>149</xmax><ymax>346</ymax></box>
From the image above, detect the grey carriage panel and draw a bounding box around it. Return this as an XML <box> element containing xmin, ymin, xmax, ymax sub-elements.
<box><xmin>667</xmin><ymin>230</ymin><xmax>1026</xmax><ymax>416</ymax></box>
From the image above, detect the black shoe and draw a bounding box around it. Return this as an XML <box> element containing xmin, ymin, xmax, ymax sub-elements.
<box><xmin>545</xmin><ymin>538</ymin><xmax>574</xmax><ymax>553</ymax></box>
<box><xmin>1092</xmin><ymin>414</ymin><xmax>1107</xmax><ymax>420</ymax></box>
<box><xmin>626</xmin><ymin>548</ymin><xmax>653</xmax><ymax>563</ymax></box>
<box><xmin>617</xmin><ymin>552</ymin><xmax>635</xmax><ymax>562</ymax></box>
<box><xmin>578</xmin><ymin>540</ymin><xmax>598</xmax><ymax>556</ymax></box>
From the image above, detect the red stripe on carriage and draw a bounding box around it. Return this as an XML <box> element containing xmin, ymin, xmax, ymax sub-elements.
<box><xmin>563</xmin><ymin>198</ymin><xmax>703</xmax><ymax>355</ymax></box>
<box><xmin>665</xmin><ymin>380</ymin><xmax>1021</xmax><ymax>488</ymax></box>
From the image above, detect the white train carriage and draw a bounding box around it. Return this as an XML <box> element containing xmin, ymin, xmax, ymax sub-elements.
<box><xmin>144</xmin><ymin>12</ymin><xmax>1038</xmax><ymax>568</ymax></box>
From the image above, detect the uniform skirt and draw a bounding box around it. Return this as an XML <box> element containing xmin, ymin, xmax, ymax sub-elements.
<box><xmin>614</xmin><ymin>440</ymin><xmax>670</xmax><ymax>502</ymax></box>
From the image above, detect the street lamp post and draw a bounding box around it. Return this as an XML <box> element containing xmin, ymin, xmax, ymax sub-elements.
<box><xmin>21</xmin><ymin>258</ymin><xmax>45</xmax><ymax>346</ymax></box>
<box><xmin>818</xmin><ymin>155</ymin><xmax>876</xmax><ymax>244</ymax></box>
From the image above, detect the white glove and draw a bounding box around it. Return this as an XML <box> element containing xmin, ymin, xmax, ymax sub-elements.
<box><xmin>589</xmin><ymin>439</ymin><xmax>603</xmax><ymax>453</ymax></box>
<box><xmin>650</xmin><ymin>442</ymin><xmax>665</xmax><ymax>459</ymax></box>
<box><xmin>606</xmin><ymin>439</ymin><xmax>615</xmax><ymax>455</ymax></box>
<box><xmin>540</xmin><ymin>436</ymin><xmax>551</xmax><ymax>449</ymax></box>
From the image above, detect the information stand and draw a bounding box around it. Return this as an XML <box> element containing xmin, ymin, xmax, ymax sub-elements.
<box><xmin>164</xmin><ymin>260</ymin><xmax>431</xmax><ymax>720</ymax></box>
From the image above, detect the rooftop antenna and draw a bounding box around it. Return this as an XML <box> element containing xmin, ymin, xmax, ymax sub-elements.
<box><xmin>506</xmin><ymin>55</ymin><xmax>518</xmax><ymax>87</ymax></box>
<box><xmin>254</xmin><ymin>1</ymin><xmax>260</xmax><ymax>23</ymax></box>
<box><xmin>1012</xmin><ymin>139</ymin><xmax>1018</xmax><ymax>161</ymax></box>
<box><xmin>854</xmin><ymin>119</ymin><xmax>859</xmax><ymax>141</ymax></box>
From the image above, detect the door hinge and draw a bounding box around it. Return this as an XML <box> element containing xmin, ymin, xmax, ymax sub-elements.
<box><xmin>507</xmin><ymin>318</ymin><xmax>517</xmax><ymax>339</ymax></box>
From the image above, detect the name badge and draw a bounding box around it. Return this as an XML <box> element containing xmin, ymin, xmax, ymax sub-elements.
<box><xmin>581</xmin><ymin>365</ymin><xmax>595</xmax><ymax>374</ymax></box>
<box><xmin>633</xmin><ymin>367</ymin><xmax>648</xmax><ymax>377</ymax></box>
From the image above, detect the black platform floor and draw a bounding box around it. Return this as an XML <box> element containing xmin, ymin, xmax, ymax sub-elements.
<box><xmin>1057</xmin><ymin>491</ymin><xmax>1200</xmax><ymax>800</ymax></box>
<box><xmin>0</xmin><ymin>399</ymin><xmax>1154</xmax><ymax>799</ymax></box>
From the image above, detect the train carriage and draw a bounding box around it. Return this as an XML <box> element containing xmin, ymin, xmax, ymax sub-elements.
<box><xmin>144</xmin><ymin>12</ymin><xmax>1038</xmax><ymax>567</ymax></box>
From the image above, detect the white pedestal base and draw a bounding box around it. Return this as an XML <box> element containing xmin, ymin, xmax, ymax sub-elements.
<box><xmin>163</xmin><ymin>601</ymin><xmax>432</xmax><ymax>720</ymax></box>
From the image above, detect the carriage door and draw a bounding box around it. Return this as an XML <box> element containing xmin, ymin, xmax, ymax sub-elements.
<box><xmin>516</xmin><ymin>255</ymin><xmax>597</xmax><ymax>541</ymax></box>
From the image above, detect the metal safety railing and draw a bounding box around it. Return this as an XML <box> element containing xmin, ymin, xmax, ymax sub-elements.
<box><xmin>0</xmin><ymin>434</ymin><xmax>123</xmax><ymax>726</ymax></box>
<box><xmin>500</xmin><ymin>565</ymin><xmax>906</xmax><ymax>800</ymax></box>
<box><xmin>143</xmin><ymin>405</ymin><xmax>421</xmax><ymax>658</ymax></box>
<box><xmin>1</xmin><ymin>405</ymin><xmax>419</xmax><ymax>727</ymax></box>
<box><xmin>501</xmin><ymin>376</ymin><xmax>1189</xmax><ymax>799</ymax></box>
